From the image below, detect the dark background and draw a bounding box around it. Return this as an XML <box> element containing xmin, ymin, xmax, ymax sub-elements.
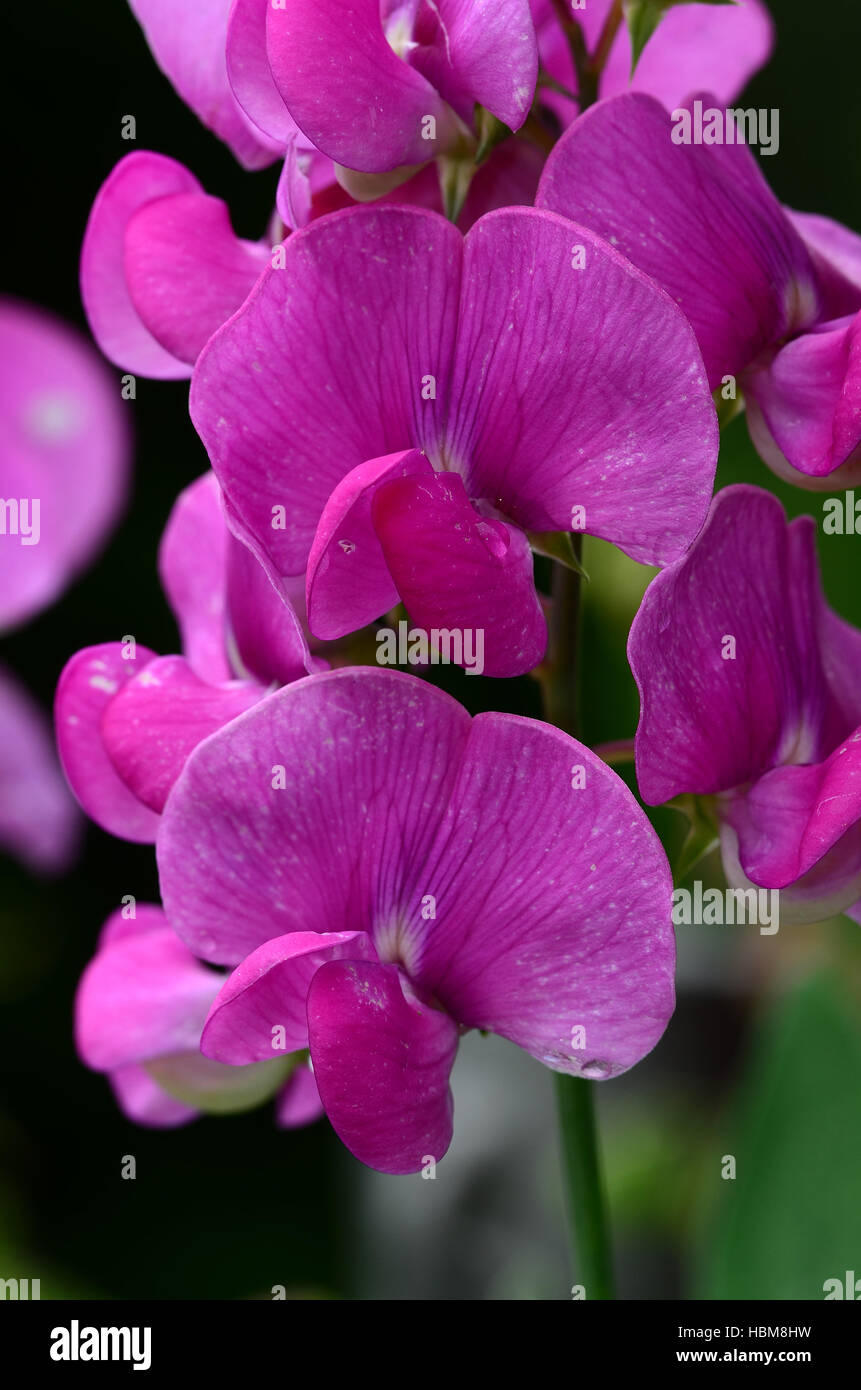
<box><xmin>1</xmin><ymin>0</ymin><xmax>860</xmax><ymax>1299</ymax></box>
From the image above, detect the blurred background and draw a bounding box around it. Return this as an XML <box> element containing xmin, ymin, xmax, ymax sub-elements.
<box><xmin>1</xmin><ymin>0</ymin><xmax>860</xmax><ymax>1300</ymax></box>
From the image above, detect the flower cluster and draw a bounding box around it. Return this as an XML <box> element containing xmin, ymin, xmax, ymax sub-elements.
<box><xmin>13</xmin><ymin>0</ymin><xmax>856</xmax><ymax>1180</ymax></box>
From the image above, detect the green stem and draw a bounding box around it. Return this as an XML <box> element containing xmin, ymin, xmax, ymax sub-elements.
<box><xmin>554</xmin><ymin>1073</ymin><xmax>615</xmax><ymax>1299</ymax></box>
<box><xmin>540</xmin><ymin>537</ymin><xmax>584</xmax><ymax>737</ymax></box>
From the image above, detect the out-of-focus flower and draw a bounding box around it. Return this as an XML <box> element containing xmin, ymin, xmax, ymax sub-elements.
<box><xmin>0</xmin><ymin>665</ymin><xmax>80</xmax><ymax>874</ymax></box>
<box><xmin>56</xmin><ymin>473</ymin><xmax>312</xmax><ymax>843</ymax></box>
<box><xmin>531</xmin><ymin>0</ymin><xmax>773</xmax><ymax>125</ymax></box>
<box><xmin>191</xmin><ymin>204</ymin><xmax>717</xmax><ymax>677</ymax></box>
<box><xmin>0</xmin><ymin>298</ymin><xmax>129</xmax><ymax>632</ymax></box>
<box><xmin>76</xmin><ymin>903</ymin><xmax>321</xmax><ymax>1128</ymax></box>
<box><xmin>630</xmin><ymin>485</ymin><xmax>861</xmax><ymax>924</ymax></box>
<box><xmin>80</xmin><ymin>152</ymin><xmax>271</xmax><ymax>379</ymax></box>
<box><xmin>537</xmin><ymin>93</ymin><xmax>861</xmax><ymax>486</ymax></box>
<box><xmin>157</xmin><ymin>667</ymin><xmax>676</xmax><ymax>1172</ymax></box>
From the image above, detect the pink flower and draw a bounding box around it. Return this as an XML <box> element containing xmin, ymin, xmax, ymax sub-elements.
<box><xmin>76</xmin><ymin>903</ymin><xmax>321</xmax><ymax>1128</ymax></box>
<box><xmin>191</xmin><ymin>204</ymin><xmax>717</xmax><ymax>678</ymax></box>
<box><xmin>56</xmin><ymin>473</ymin><xmax>312</xmax><ymax>842</ymax></box>
<box><xmin>157</xmin><ymin>668</ymin><xmax>676</xmax><ymax>1172</ymax></box>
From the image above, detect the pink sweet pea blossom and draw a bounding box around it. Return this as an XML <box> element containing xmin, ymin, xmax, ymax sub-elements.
<box><xmin>227</xmin><ymin>0</ymin><xmax>539</xmax><ymax>176</ymax></box>
<box><xmin>80</xmin><ymin>151</ymin><xmax>271</xmax><ymax>379</ymax></box>
<box><xmin>629</xmin><ymin>485</ymin><xmax>861</xmax><ymax>924</ymax></box>
<box><xmin>156</xmin><ymin>667</ymin><xmax>676</xmax><ymax>1173</ymax></box>
<box><xmin>537</xmin><ymin>93</ymin><xmax>861</xmax><ymax>486</ymax></box>
<box><xmin>0</xmin><ymin>299</ymin><xmax>129</xmax><ymax>632</ymax></box>
<box><xmin>190</xmin><ymin>204</ymin><xmax>718</xmax><ymax>678</ymax></box>
<box><xmin>55</xmin><ymin>473</ymin><xmax>312</xmax><ymax>843</ymax></box>
<box><xmin>76</xmin><ymin>903</ymin><xmax>321</xmax><ymax>1128</ymax></box>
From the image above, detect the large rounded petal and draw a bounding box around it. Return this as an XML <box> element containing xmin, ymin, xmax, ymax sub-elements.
<box><xmin>158</xmin><ymin>669</ymin><xmax>472</xmax><ymax>964</ymax></box>
<box><xmin>537</xmin><ymin>93</ymin><xmax>818</xmax><ymax>387</ymax></box>
<box><xmin>449</xmin><ymin>208</ymin><xmax>717</xmax><ymax>564</ymax></box>
<box><xmin>412</xmin><ymin>714</ymin><xmax>675</xmax><ymax>1077</ymax></box>
<box><xmin>307</xmin><ymin>957</ymin><xmax>459</xmax><ymax>1173</ymax></box>
<box><xmin>0</xmin><ymin>300</ymin><xmax>129</xmax><ymax>631</ymax></box>
<box><xmin>407</xmin><ymin>0</ymin><xmax>538</xmax><ymax>131</ymax></box>
<box><xmin>55</xmin><ymin>643</ymin><xmax>161</xmax><ymax>843</ymax></box>
<box><xmin>191</xmin><ymin>207</ymin><xmax>462</xmax><ymax>578</ymax></box>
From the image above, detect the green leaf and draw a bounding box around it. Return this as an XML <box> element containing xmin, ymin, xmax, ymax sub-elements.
<box><xmin>625</xmin><ymin>1</ymin><xmax>736</xmax><ymax>77</ymax></box>
<box><xmin>528</xmin><ymin>529</ymin><xmax>590</xmax><ymax>580</ymax></box>
<box><xmin>666</xmin><ymin>793</ymin><xmax>719</xmax><ymax>880</ymax></box>
<box><xmin>696</xmin><ymin>971</ymin><xmax>861</xmax><ymax>1298</ymax></box>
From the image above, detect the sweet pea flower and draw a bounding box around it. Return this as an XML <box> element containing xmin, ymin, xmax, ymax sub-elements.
<box><xmin>81</xmin><ymin>151</ymin><xmax>272</xmax><ymax>380</ymax></box>
<box><xmin>629</xmin><ymin>485</ymin><xmax>861</xmax><ymax>924</ymax></box>
<box><xmin>531</xmin><ymin>0</ymin><xmax>773</xmax><ymax>126</ymax></box>
<box><xmin>191</xmin><ymin>204</ymin><xmax>718</xmax><ymax>678</ymax></box>
<box><xmin>0</xmin><ymin>666</ymin><xmax>81</xmax><ymax>875</ymax></box>
<box><xmin>537</xmin><ymin>92</ymin><xmax>861</xmax><ymax>487</ymax></box>
<box><xmin>56</xmin><ymin>472</ymin><xmax>312</xmax><ymax>843</ymax></box>
<box><xmin>0</xmin><ymin>299</ymin><xmax>129</xmax><ymax>632</ymax></box>
<box><xmin>157</xmin><ymin>667</ymin><xmax>676</xmax><ymax>1173</ymax></box>
<box><xmin>76</xmin><ymin>903</ymin><xmax>321</xmax><ymax>1128</ymax></box>
<box><xmin>226</xmin><ymin>0</ymin><xmax>539</xmax><ymax>178</ymax></box>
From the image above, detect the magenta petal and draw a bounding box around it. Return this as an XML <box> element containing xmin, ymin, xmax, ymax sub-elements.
<box><xmin>109</xmin><ymin>1064</ymin><xmax>199</xmax><ymax>1128</ymax></box>
<box><xmin>306</xmin><ymin>450</ymin><xmax>434</xmax><ymax>642</ymax></box>
<box><xmin>744</xmin><ymin>314</ymin><xmax>861</xmax><ymax>484</ymax></box>
<box><xmin>123</xmin><ymin>192</ymin><xmax>268</xmax><ymax>364</ymax></box>
<box><xmin>55</xmin><ymin>643</ymin><xmax>161</xmax><ymax>842</ymax></box>
<box><xmin>80</xmin><ymin>152</ymin><xmax>201</xmax><ymax>378</ymax></box>
<box><xmin>372</xmin><ymin>471</ymin><xmax>547</xmax><ymax>677</ymax></box>
<box><xmin>307</xmin><ymin>958</ymin><xmax>459</xmax><ymax>1174</ymax></box>
<box><xmin>449</xmin><ymin>208</ymin><xmax>716</xmax><ymax>563</ymax></box>
<box><xmin>414</xmin><ymin>712</ymin><xmax>675</xmax><ymax>1077</ymax></box>
<box><xmin>0</xmin><ymin>666</ymin><xmax>80</xmax><ymax>874</ymax></box>
<box><xmin>0</xmin><ymin>300</ymin><xmax>129</xmax><ymax>631</ymax></box>
<box><xmin>275</xmin><ymin>1063</ymin><xmax>323</xmax><ymax>1129</ymax></box>
<box><xmin>790</xmin><ymin>210</ymin><xmax>861</xmax><ymax>298</ymax></box>
<box><xmin>101</xmin><ymin>655</ymin><xmax>262</xmax><ymax>814</ymax></box>
<box><xmin>410</xmin><ymin>0</ymin><xmax>538</xmax><ymax>131</ymax></box>
<box><xmin>724</xmin><ymin>728</ymin><xmax>861</xmax><ymax>893</ymax></box>
<box><xmin>75</xmin><ymin>909</ymin><xmax>222</xmax><ymax>1071</ymax></box>
<box><xmin>630</xmin><ymin>487</ymin><xmax>836</xmax><ymax>807</ymax></box>
<box><xmin>537</xmin><ymin>94</ymin><xmax>818</xmax><ymax>387</ymax></box>
<box><xmin>227</xmin><ymin>0</ymin><xmax>298</xmax><ymax>146</ymax></box>
<box><xmin>191</xmin><ymin>207</ymin><xmax>461</xmax><ymax>578</ymax></box>
<box><xmin>265</xmin><ymin>0</ymin><xmax>459</xmax><ymax>172</ymax></box>
<box><xmin>226</xmin><ymin>533</ymin><xmax>314</xmax><ymax>685</ymax></box>
<box><xmin>201</xmin><ymin>931</ymin><xmax>377</xmax><ymax>1062</ymax></box>
<box><xmin>128</xmin><ymin>0</ymin><xmax>279</xmax><ymax>168</ymax></box>
<box><xmin>157</xmin><ymin>670</ymin><xmax>472</xmax><ymax>964</ymax></box>
<box><xmin>158</xmin><ymin>473</ymin><xmax>231</xmax><ymax>684</ymax></box>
